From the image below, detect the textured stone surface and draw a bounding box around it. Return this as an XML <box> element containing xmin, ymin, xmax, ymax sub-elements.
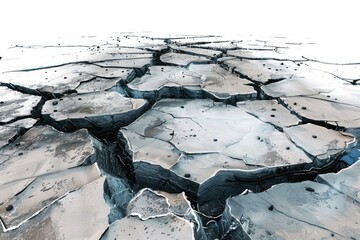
<box><xmin>119</xmin><ymin>99</ymin><xmax>326</xmax><ymax>202</ymax></box>
<box><xmin>1</xmin><ymin>33</ymin><xmax>360</xmax><ymax>240</ymax></box>
<box><xmin>2</xmin><ymin>177</ymin><xmax>109</xmax><ymax>240</ymax></box>
<box><xmin>42</xmin><ymin>91</ymin><xmax>149</xmax><ymax>131</ymax></box>
<box><xmin>0</xmin><ymin>87</ymin><xmax>41</xmax><ymax>123</ymax></box>
<box><xmin>0</xmin><ymin>126</ymin><xmax>103</xmax><ymax>185</ymax></box>
<box><xmin>127</xmin><ymin>64</ymin><xmax>256</xmax><ymax>103</ymax></box>
<box><xmin>220</xmin><ymin>181</ymin><xmax>360</xmax><ymax>240</ymax></box>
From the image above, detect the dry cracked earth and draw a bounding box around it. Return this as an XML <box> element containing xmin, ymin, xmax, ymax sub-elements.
<box><xmin>0</xmin><ymin>33</ymin><xmax>360</xmax><ymax>240</ymax></box>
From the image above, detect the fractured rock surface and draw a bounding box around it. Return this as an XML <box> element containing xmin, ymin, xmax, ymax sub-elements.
<box><xmin>0</xmin><ymin>126</ymin><xmax>103</xmax><ymax>185</ymax></box>
<box><xmin>42</xmin><ymin>91</ymin><xmax>149</xmax><ymax>131</ymax></box>
<box><xmin>1</xmin><ymin>33</ymin><xmax>360</xmax><ymax>240</ymax></box>
<box><xmin>1</xmin><ymin>64</ymin><xmax>136</xmax><ymax>97</ymax></box>
<box><xmin>220</xmin><ymin>180</ymin><xmax>360</xmax><ymax>240</ymax></box>
<box><xmin>2</xmin><ymin>177</ymin><xmax>109</xmax><ymax>240</ymax></box>
<box><xmin>160</xmin><ymin>52</ymin><xmax>211</xmax><ymax>66</ymax></box>
<box><xmin>0</xmin><ymin>86</ymin><xmax>41</xmax><ymax>123</ymax></box>
<box><xmin>119</xmin><ymin>99</ymin><xmax>332</xmax><ymax>202</ymax></box>
<box><xmin>127</xmin><ymin>64</ymin><xmax>256</xmax><ymax>103</ymax></box>
<box><xmin>102</xmin><ymin>188</ymin><xmax>202</xmax><ymax>240</ymax></box>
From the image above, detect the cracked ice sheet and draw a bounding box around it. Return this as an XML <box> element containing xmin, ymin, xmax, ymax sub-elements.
<box><xmin>42</xmin><ymin>91</ymin><xmax>149</xmax><ymax>130</ymax></box>
<box><xmin>220</xmin><ymin>180</ymin><xmax>360</xmax><ymax>240</ymax></box>
<box><xmin>281</xmin><ymin>96</ymin><xmax>360</xmax><ymax>127</ymax></box>
<box><xmin>0</xmin><ymin>42</ymin><xmax>154</xmax><ymax>72</ymax></box>
<box><xmin>284</xmin><ymin>123</ymin><xmax>355</xmax><ymax>160</ymax></box>
<box><xmin>220</xmin><ymin>58</ymin><xmax>304</xmax><ymax>84</ymax></box>
<box><xmin>0</xmin><ymin>63</ymin><xmax>136</xmax><ymax>96</ymax></box>
<box><xmin>236</xmin><ymin>100</ymin><xmax>300</xmax><ymax>128</ymax></box>
<box><xmin>261</xmin><ymin>73</ymin><xmax>347</xmax><ymax>98</ymax></box>
<box><xmin>227</xmin><ymin>48</ymin><xmax>304</xmax><ymax>61</ymax></box>
<box><xmin>317</xmin><ymin>159</ymin><xmax>360</xmax><ymax>202</ymax></box>
<box><xmin>160</xmin><ymin>52</ymin><xmax>210</xmax><ymax>66</ymax></box>
<box><xmin>101</xmin><ymin>214</ymin><xmax>194</xmax><ymax>240</ymax></box>
<box><xmin>169</xmin><ymin>45</ymin><xmax>222</xmax><ymax>58</ymax></box>
<box><xmin>101</xmin><ymin>188</ymin><xmax>201</xmax><ymax>240</ymax></box>
<box><xmin>305</xmin><ymin>61</ymin><xmax>360</xmax><ymax>82</ymax></box>
<box><xmin>0</xmin><ymin>126</ymin><xmax>102</xmax><ymax>185</ymax></box>
<box><xmin>0</xmin><ymin>164</ymin><xmax>100</xmax><ymax>230</ymax></box>
<box><xmin>0</xmin><ymin>87</ymin><xmax>41</xmax><ymax>124</ymax></box>
<box><xmin>127</xmin><ymin>64</ymin><xmax>256</xmax><ymax>102</ymax></box>
<box><xmin>0</xmin><ymin>118</ymin><xmax>37</xmax><ymax>149</ymax></box>
<box><xmin>119</xmin><ymin>99</ymin><xmax>314</xmax><ymax>199</ymax></box>
<box><xmin>1</xmin><ymin>177</ymin><xmax>109</xmax><ymax>240</ymax></box>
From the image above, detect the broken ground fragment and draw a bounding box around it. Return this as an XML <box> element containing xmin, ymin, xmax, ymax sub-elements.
<box><xmin>261</xmin><ymin>72</ymin><xmax>345</xmax><ymax>98</ymax></box>
<box><xmin>281</xmin><ymin>96</ymin><xmax>360</xmax><ymax>127</ymax></box>
<box><xmin>236</xmin><ymin>100</ymin><xmax>300</xmax><ymax>128</ymax></box>
<box><xmin>220</xmin><ymin>181</ymin><xmax>360</xmax><ymax>240</ymax></box>
<box><xmin>0</xmin><ymin>86</ymin><xmax>41</xmax><ymax>123</ymax></box>
<box><xmin>0</xmin><ymin>63</ymin><xmax>136</xmax><ymax>97</ymax></box>
<box><xmin>101</xmin><ymin>214</ymin><xmax>194</xmax><ymax>240</ymax></box>
<box><xmin>119</xmin><ymin>99</ymin><xmax>320</xmax><ymax>203</ymax></box>
<box><xmin>0</xmin><ymin>118</ymin><xmax>37</xmax><ymax>148</ymax></box>
<box><xmin>220</xmin><ymin>58</ymin><xmax>305</xmax><ymax>84</ymax></box>
<box><xmin>284</xmin><ymin>123</ymin><xmax>355</xmax><ymax>162</ymax></box>
<box><xmin>160</xmin><ymin>52</ymin><xmax>211</xmax><ymax>66</ymax></box>
<box><xmin>227</xmin><ymin>48</ymin><xmax>304</xmax><ymax>61</ymax></box>
<box><xmin>0</xmin><ymin>125</ymin><xmax>105</xmax><ymax>185</ymax></box>
<box><xmin>169</xmin><ymin>45</ymin><xmax>222</xmax><ymax>58</ymax></box>
<box><xmin>42</xmin><ymin>91</ymin><xmax>149</xmax><ymax>132</ymax></box>
<box><xmin>0</xmin><ymin>164</ymin><xmax>101</xmax><ymax>230</ymax></box>
<box><xmin>0</xmin><ymin>42</ymin><xmax>154</xmax><ymax>72</ymax></box>
<box><xmin>1</xmin><ymin>177</ymin><xmax>109</xmax><ymax>240</ymax></box>
<box><xmin>317</xmin><ymin>159</ymin><xmax>360</xmax><ymax>202</ymax></box>
<box><xmin>101</xmin><ymin>188</ymin><xmax>203</xmax><ymax>240</ymax></box>
<box><xmin>127</xmin><ymin>64</ymin><xmax>256</xmax><ymax>103</ymax></box>
<box><xmin>305</xmin><ymin>61</ymin><xmax>360</xmax><ymax>83</ymax></box>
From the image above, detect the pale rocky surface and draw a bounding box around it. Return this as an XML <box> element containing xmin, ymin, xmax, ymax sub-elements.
<box><xmin>1</xmin><ymin>33</ymin><xmax>360</xmax><ymax>240</ymax></box>
<box><xmin>0</xmin><ymin>86</ymin><xmax>41</xmax><ymax>123</ymax></box>
<box><xmin>119</xmin><ymin>98</ymin><xmax>346</xmax><ymax>204</ymax></box>
<box><xmin>219</xmin><ymin>180</ymin><xmax>360</xmax><ymax>240</ymax></box>
<box><xmin>42</xmin><ymin>91</ymin><xmax>149</xmax><ymax>131</ymax></box>
<box><xmin>127</xmin><ymin>64</ymin><xmax>256</xmax><ymax>103</ymax></box>
<box><xmin>160</xmin><ymin>52</ymin><xmax>211</xmax><ymax>66</ymax></box>
<box><xmin>236</xmin><ymin>100</ymin><xmax>300</xmax><ymax>128</ymax></box>
<box><xmin>101</xmin><ymin>188</ymin><xmax>201</xmax><ymax>240</ymax></box>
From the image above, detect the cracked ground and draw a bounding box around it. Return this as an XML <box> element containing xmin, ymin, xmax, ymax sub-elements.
<box><xmin>0</xmin><ymin>33</ymin><xmax>360</xmax><ymax>240</ymax></box>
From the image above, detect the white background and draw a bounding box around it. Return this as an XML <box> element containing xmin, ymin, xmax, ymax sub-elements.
<box><xmin>0</xmin><ymin>0</ymin><xmax>359</xmax><ymax>45</ymax></box>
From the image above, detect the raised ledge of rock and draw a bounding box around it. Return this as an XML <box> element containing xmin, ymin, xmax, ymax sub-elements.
<box><xmin>117</xmin><ymin>99</ymin><xmax>352</xmax><ymax>207</ymax></box>
<box><xmin>42</xmin><ymin>91</ymin><xmax>149</xmax><ymax>133</ymax></box>
<box><xmin>127</xmin><ymin>64</ymin><xmax>256</xmax><ymax>104</ymax></box>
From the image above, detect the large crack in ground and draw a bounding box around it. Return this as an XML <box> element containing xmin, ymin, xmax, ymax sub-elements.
<box><xmin>0</xmin><ymin>33</ymin><xmax>360</xmax><ymax>240</ymax></box>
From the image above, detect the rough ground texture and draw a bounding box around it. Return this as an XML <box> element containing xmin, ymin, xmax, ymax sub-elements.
<box><xmin>0</xmin><ymin>34</ymin><xmax>359</xmax><ymax>240</ymax></box>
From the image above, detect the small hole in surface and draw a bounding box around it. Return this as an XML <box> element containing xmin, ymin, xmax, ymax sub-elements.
<box><xmin>180</xmin><ymin>106</ymin><xmax>184</xmax><ymax>109</ymax></box>
<box><xmin>301</xmin><ymin>106</ymin><xmax>307</xmax><ymax>110</ymax></box>
<box><xmin>270</xmin><ymin>114</ymin><xmax>275</xmax><ymax>117</ymax></box>
<box><xmin>312</xmin><ymin>135</ymin><xmax>317</xmax><ymax>139</ymax></box>
<box><xmin>271</xmin><ymin>108</ymin><xmax>276</xmax><ymax>111</ymax></box>
<box><xmin>213</xmin><ymin>139</ymin><xmax>218</xmax><ymax>142</ymax></box>
<box><xmin>6</xmin><ymin>205</ymin><xmax>13</xmax><ymax>212</ymax></box>
<box><xmin>53</xmin><ymin>109</ymin><xmax>58</xmax><ymax>112</ymax></box>
<box><xmin>18</xmin><ymin>152</ymin><xmax>23</xmax><ymax>156</ymax></box>
<box><xmin>184</xmin><ymin>173</ymin><xmax>191</xmax><ymax>178</ymax></box>
<box><xmin>305</xmin><ymin>187</ymin><xmax>315</xmax><ymax>192</ymax></box>
<box><xmin>268</xmin><ymin>205</ymin><xmax>274</xmax><ymax>211</ymax></box>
